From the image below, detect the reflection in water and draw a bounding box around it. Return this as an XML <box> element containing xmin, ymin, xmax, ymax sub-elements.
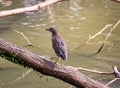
<box><xmin>0</xmin><ymin>0</ymin><xmax>12</xmax><ymax>7</ymax></box>
<box><xmin>0</xmin><ymin>0</ymin><xmax>120</xmax><ymax>88</ymax></box>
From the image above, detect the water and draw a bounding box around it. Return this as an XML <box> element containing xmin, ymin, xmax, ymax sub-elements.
<box><xmin>0</xmin><ymin>0</ymin><xmax>120</xmax><ymax>88</ymax></box>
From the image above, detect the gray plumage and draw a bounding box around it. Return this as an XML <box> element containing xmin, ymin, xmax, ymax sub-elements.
<box><xmin>46</xmin><ymin>27</ymin><xmax>67</xmax><ymax>60</ymax></box>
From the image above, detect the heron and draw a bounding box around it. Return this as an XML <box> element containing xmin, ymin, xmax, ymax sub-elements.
<box><xmin>46</xmin><ymin>27</ymin><xmax>67</xmax><ymax>63</ymax></box>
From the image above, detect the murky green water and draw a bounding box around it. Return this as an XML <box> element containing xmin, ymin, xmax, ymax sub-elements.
<box><xmin>0</xmin><ymin>0</ymin><xmax>120</xmax><ymax>88</ymax></box>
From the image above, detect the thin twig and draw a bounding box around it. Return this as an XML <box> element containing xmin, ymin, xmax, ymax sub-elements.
<box><xmin>11</xmin><ymin>69</ymin><xmax>32</xmax><ymax>83</ymax></box>
<box><xmin>105</xmin><ymin>78</ymin><xmax>119</xmax><ymax>86</ymax></box>
<box><xmin>85</xmin><ymin>24</ymin><xmax>112</xmax><ymax>45</ymax></box>
<box><xmin>71</xmin><ymin>24</ymin><xmax>112</xmax><ymax>50</ymax></box>
<box><xmin>88</xmin><ymin>24</ymin><xmax>112</xmax><ymax>41</ymax></box>
<box><xmin>77</xmin><ymin>67</ymin><xmax>114</xmax><ymax>75</ymax></box>
<box><xmin>13</xmin><ymin>30</ymin><xmax>33</xmax><ymax>46</ymax></box>
<box><xmin>72</xmin><ymin>20</ymin><xmax>120</xmax><ymax>52</ymax></box>
<box><xmin>94</xmin><ymin>19</ymin><xmax>120</xmax><ymax>55</ymax></box>
<box><xmin>104</xmin><ymin>19</ymin><xmax>120</xmax><ymax>42</ymax></box>
<box><xmin>67</xmin><ymin>66</ymin><xmax>114</xmax><ymax>75</ymax></box>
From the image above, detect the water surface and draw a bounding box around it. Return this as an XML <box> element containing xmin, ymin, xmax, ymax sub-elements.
<box><xmin>0</xmin><ymin>0</ymin><xmax>120</xmax><ymax>88</ymax></box>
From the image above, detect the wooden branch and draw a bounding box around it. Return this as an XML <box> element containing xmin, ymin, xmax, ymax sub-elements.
<box><xmin>71</xmin><ymin>24</ymin><xmax>112</xmax><ymax>50</ymax></box>
<box><xmin>88</xmin><ymin>24</ymin><xmax>112</xmax><ymax>41</ymax></box>
<box><xmin>93</xmin><ymin>19</ymin><xmax>120</xmax><ymax>55</ymax></box>
<box><xmin>77</xmin><ymin>67</ymin><xmax>114</xmax><ymax>75</ymax></box>
<box><xmin>72</xmin><ymin>19</ymin><xmax>120</xmax><ymax>53</ymax></box>
<box><xmin>0</xmin><ymin>0</ymin><xmax>65</xmax><ymax>18</ymax></box>
<box><xmin>76</xmin><ymin>66</ymin><xmax>120</xmax><ymax>87</ymax></box>
<box><xmin>104</xmin><ymin>19</ymin><xmax>120</xmax><ymax>43</ymax></box>
<box><xmin>105</xmin><ymin>66</ymin><xmax>120</xmax><ymax>86</ymax></box>
<box><xmin>0</xmin><ymin>38</ymin><xmax>108</xmax><ymax>88</ymax></box>
<box><xmin>11</xmin><ymin>69</ymin><xmax>32</xmax><ymax>83</ymax></box>
<box><xmin>13</xmin><ymin>30</ymin><xmax>33</xmax><ymax>46</ymax></box>
<box><xmin>105</xmin><ymin>78</ymin><xmax>119</xmax><ymax>86</ymax></box>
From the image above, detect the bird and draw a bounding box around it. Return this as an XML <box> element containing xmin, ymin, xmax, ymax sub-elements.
<box><xmin>46</xmin><ymin>27</ymin><xmax>67</xmax><ymax>63</ymax></box>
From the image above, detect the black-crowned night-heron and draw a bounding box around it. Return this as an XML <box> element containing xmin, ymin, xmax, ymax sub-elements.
<box><xmin>46</xmin><ymin>27</ymin><xmax>67</xmax><ymax>63</ymax></box>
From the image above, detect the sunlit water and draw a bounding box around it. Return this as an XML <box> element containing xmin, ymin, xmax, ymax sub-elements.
<box><xmin>0</xmin><ymin>0</ymin><xmax>120</xmax><ymax>88</ymax></box>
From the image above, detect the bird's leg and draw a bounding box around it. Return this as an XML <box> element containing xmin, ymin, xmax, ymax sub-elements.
<box><xmin>55</xmin><ymin>57</ymin><xmax>64</xmax><ymax>66</ymax></box>
<box><xmin>60</xmin><ymin>60</ymin><xmax>64</xmax><ymax>66</ymax></box>
<box><xmin>55</xmin><ymin>57</ymin><xmax>60</xmax><ymax>64</ymax></box>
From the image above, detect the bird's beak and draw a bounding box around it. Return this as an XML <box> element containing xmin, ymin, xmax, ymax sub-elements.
<box><xmin>45</xmin><ymin>28</ymin><xmax>49</xmax><ymax>31</ymax></box>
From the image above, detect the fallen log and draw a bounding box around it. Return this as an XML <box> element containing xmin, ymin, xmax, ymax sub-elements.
<box><xmin>0</xmin><ymin>38</ymin><xmax>108</xmax><ymax>88</ymax></box>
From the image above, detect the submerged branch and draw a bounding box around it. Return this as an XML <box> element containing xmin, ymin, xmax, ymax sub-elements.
<box><xmin>94</xmin><ymin>19</ymin><xmax>120</xmax><ymax>55</ymax></box>
<box><xmin>88</xmin><ymin>24</ymin><xmax>112</xmax><ymax>41</ymax></box>
<box><xmin>106</xmin><ymin>78</ymin><xmax>119</xmax><ymax>86</ymax></box>
<box><xmin>104</xmin><ymin>19</ymin><xmax>120</xmax><ymax>42</ymax></box>
<box><xmin>71</xmin><ymin>24</ymin><xmax>112</xmax><ymax>50</ymax></box>
<box><xmin>11</xmin><ymin>69</ymin><xmax>32</xmax><ymax>83</ymax></box>
<box><xmin>92</xmin><ymin>43</ymin><xmax>105</xmax><ymax>55</ymax></box>
<box><xmin>13</xmin><ymin>30</ymin><xmax>33</xmax><ymax>46</ymax></box>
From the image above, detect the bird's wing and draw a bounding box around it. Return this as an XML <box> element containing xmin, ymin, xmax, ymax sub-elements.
<box><xmin>52</xmin><ymin>35</ymin><xmax>67</xmax><ymax>59</ymax></box>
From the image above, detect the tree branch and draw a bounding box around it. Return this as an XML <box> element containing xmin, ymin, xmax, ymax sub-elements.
<box><xmin>11</xmin><ymin>69</ymin><xmax>32</xmax><ymax>83</ymax></box>
<box><xmin>94</xmin><ymin>19</ymin><xmax>120</xmax><ymax>55</ymax></box>
<box><xmin>106</xmin><ymin>78</ymin><xmax>119</xmax><ymax>86</ymax></box>
<box><xmin>13</xmin><ymin>30</ymin><xmax>33</xmax><ymax>46</ymax></box>
<box><xmin>0</xmin><ymin>0</ymin><xmax>65</xmax><ymax>18</ymax></box>
<box><xmin>77</xmin><ymin>67</ymin><xmax>114</xmax><ymax>75</ymax></box>
<box><xmin>0</xmin><ymin>38</ymin><xmax>108</xmax><ymax>88</ymax></box>
<box><xmin>71</xmin><ymin>24</ymin><xmax>112</xmax><ymax>50</ymax></box>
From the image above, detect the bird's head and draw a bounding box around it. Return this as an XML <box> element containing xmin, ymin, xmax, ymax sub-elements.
<box><xmin>46</xmin><ymin>27</ymin><xmax>57</xmax><ymax>35</ymax></box>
